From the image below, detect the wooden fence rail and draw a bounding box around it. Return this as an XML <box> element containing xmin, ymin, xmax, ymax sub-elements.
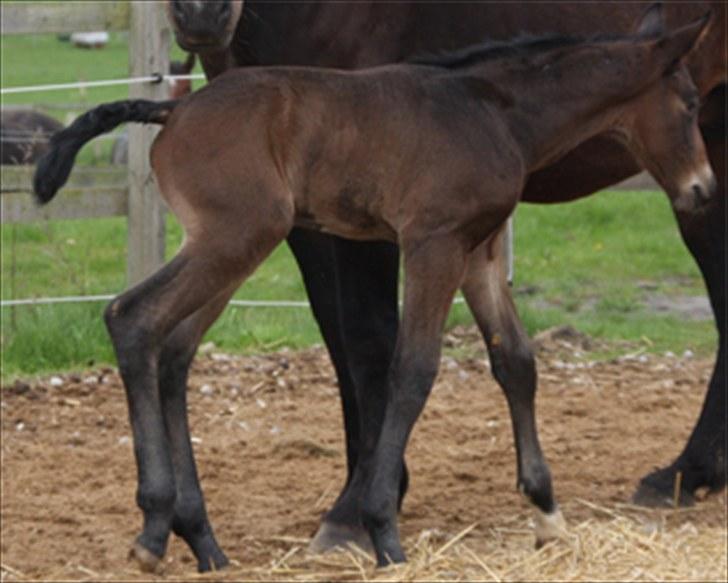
<box><xmin>1</xmin><ymin>166</ymin><xmax>128</xmax><ymax>224</ymax></box>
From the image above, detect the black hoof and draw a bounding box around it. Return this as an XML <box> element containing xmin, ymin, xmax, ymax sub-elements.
<box><xmin>632</xmin><ymin>479</ymin><xmax>695</xmax><ymax>508</ymax></box>
<box><xmin>196</xmin><ymin>549</ymin><xmax>229</xmax><ymax>573</ymax></box>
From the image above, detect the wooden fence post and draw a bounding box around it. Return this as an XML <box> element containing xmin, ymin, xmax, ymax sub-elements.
<box><xmin>127</xmin><ymin>1</ymin><xmax>169</xmax><ymax>285</ymax></box>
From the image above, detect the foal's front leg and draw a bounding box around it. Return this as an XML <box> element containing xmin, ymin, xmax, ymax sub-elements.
<box><xmin>461</xmin><ymin>232</ymin><xmax>565</xmax><ymax>546</ymax></box>
<box><xmin>361</xmin><ymin>237</ymin><xmax>468</xmax><ymax>565</ymax></box>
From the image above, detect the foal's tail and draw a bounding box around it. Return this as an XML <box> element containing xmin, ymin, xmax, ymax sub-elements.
<box><xmin>33</xmin><ymin>99</ymin><xmax>178</xmax><ymax>205</ymax></box>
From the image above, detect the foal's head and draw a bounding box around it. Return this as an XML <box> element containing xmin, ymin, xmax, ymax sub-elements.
<box><xmin>616</xmin><ymin>8</ymin><xmax>716</xmax><ymax>211</ymax></box>
<box><xmin>166</xmin><ymin>0</ymin><xmax>244</xmax><ymax>52</ymax></box>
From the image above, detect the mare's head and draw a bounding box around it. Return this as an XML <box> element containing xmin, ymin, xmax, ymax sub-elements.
<box><xmin>166</xmin><ymin>0</ymin><xmax>244</xmax><ymax>52</ymax></box>
<box><xmin>616</xmin><ymin>5</ymin><xmax>716</xmax><ymax>211</ymax></box>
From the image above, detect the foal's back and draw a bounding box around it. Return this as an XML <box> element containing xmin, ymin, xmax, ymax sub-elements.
<box><xmin>154</xmin><ymin>64</ymin><xmax>520</xmax><ymax>244</ymax></box>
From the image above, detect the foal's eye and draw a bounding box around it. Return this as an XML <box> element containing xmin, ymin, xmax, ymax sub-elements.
<box><xmin>685</xmin><ymin>98</ymin><xmax>700</xmax><ymax>114</ymax></box>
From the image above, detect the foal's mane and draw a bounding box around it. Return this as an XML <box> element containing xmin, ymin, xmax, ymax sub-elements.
<box><xmin>410</xmin><ymin>32</ymin><xmax>644</xmax><ymax>69</ymax></box>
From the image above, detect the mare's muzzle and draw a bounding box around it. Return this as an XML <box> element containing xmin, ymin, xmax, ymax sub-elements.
<box><xmin>170</xmin><ymin>0</ymin><xmax>234</xmax><ymax>51</ymax></box>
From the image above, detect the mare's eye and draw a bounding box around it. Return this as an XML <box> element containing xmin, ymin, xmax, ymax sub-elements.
<box><xmin>685</xmin><ymin>98</ymin><xmax>700</xmax><ymax>114</ymax></box>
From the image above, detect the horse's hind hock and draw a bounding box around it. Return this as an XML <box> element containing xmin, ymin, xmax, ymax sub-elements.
<box><xmin>308</xmin><ymin>521</ymin><xmax>374</xmax><ymax>555</ymax></box>
<box><xmin>533</xmin><ymin>507</ymin><xmax>568</xmax><ymax>549</ymax></box>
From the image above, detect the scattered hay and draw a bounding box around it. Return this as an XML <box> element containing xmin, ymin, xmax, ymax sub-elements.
<box><xmin>51</xmin><ymin>499</ymin><xmax>721</xmax><ymax>583</ymax></box>
<box><xmin>247</xmin><ymin>501</ymin><xmax>726</xmax><ymax>583</ymax></box>
<box><xmin>1</xmin><ymin>503</ymin><xmax>724</xmax><ymax>582</ymax></box>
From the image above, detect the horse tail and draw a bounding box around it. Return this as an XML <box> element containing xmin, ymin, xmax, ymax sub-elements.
<box><xmin>33</xmin><ymin>99</ymin><xmax>178</xmax><ymax>205</ymax></box>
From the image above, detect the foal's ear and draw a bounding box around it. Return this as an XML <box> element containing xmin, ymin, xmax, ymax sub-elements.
<box><xmin>655</xmin><ymin>11</ymin><xmax>713</xmax><ymax>70</ymax></box>
<box><xmin>635</xmin><ymin>2</ymin><xmax>664</xmax><ymax>37</ymax></box>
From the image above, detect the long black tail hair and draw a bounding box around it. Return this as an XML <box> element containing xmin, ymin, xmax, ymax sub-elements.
<box><xmin>33</xmin><ymin>99</ymin><xmax>178</xmax><ymax>204</ymax></box>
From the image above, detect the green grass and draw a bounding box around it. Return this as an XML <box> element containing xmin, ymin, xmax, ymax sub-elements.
<box><xmin>1</xmin><ymin>191</ymin><xmax>717</xmax><ymax>381</ymax></box>
<box><xmin>1</xmin><ymin>31</ymin><xmax>204</xmax><ymax>164</ymax></box>
<box><xmin>0</xmin><ymin>31</ymin><xmax>717</xmax><ymax>380</ymax></box>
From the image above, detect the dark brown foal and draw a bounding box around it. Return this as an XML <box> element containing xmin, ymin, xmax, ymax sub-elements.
<box><xmin>34</xmin><ymin>10</ymin><xmax>714</xmax><ymax>571</ymax></box>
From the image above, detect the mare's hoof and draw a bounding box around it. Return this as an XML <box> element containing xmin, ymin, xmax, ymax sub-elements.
<box><xmin>129</xmin><ymin>541</ymin><xmax>163</xmax><ymax>573</ymax></box>
<box><xmin>308</xmin><ymin>521</ymin><xmax>374</xmax><ymax>555</ymax></box>
<box><xmin>534</xmin><ymin>507</ymin><xmax>568</xmax><ymax>549</ymax></box>
<box><xmin>632</xmin><ymin>481</ymin><xmax>695</xmax><ymax>508</ymax></box>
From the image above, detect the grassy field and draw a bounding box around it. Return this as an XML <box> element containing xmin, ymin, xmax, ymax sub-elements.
<box><xmin>1</xmin><ymin>190</ymin><xmax>716</xmax><ymax>380</ymax></box>
<box><xmin>0</xmin><ymin>31</ymin><xmax>717</xmax><ymax>380</ymax></box>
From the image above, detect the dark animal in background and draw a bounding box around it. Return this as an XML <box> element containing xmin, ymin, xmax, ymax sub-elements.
<box><xmin>111</xmin><ymin>53</ymin><xmax>196</xmax><ymax>165</ymax></box>
<box><xmin>166</xmin><ymin>0</ymin><xmax>727</xmax><ymax>557</ymax></box>
<box><xmin>1</xmin><ymin>109</ymin><xmax>64</xmax><ymax>165</ymax></box>
<box><xmin>33</xmin><ymin>9</ymin><xmax>715</xmax><ymax>571</ymax></box>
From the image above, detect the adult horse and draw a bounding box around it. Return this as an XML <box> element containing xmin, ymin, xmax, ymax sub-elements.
<box><xmin>165</xmin><ymin>0</ymin><xmax>727</xmax><ymax>553</ymax></box>
<box><xmin>34</xmin><ymin>10</ymin><xmax>715</xmax><ymax>569</ymax></box>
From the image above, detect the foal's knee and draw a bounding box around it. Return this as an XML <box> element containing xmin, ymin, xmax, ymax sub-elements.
<box><xmin>104</xmin><ymin>299</ymin><xmax>155</xmax><ymax>375</ymax></box>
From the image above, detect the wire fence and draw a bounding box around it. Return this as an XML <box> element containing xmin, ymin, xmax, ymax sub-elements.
<box><xmin>0</xmin><ymin>73</ymin><xmax>206</xmax><ymax>95</ymax></box>
<box><xmin>0</xmin><ymin>295</ymin><xmax>467</xmax><ymax>309</ymax></box>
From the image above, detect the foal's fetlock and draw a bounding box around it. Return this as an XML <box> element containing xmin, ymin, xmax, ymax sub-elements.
<box><xmin>517</xmin><ymin>467</ymin><xmax>554</xmax><ymax>512</ymax></box>
<box><xmin>516</xmin><ymin>470</ymin><xmax>567</xmax><ymax>547</ymax></box>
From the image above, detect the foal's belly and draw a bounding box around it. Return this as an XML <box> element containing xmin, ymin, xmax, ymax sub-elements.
<box><xmin>294</xmin><ymin>177</ymin><xmax>398</xmax><ymax>242</ymax></box>
<box><xmin>293</xmin><ymin>206</ymin><xmax>397</xmax><ymax>242</ymax></box>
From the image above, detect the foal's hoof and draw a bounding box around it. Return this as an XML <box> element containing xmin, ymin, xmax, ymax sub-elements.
<box><xmin>129</xmin><ymin>542</ymin><xmax>163</xmax><ymax>573</ymax></box>
<box><xmin>197</xmin><ymin>551</ymin><xmax>230</xmax><ymax>573</ymax></box>
<box><xmin>632</xmin><ymin>481</ymin><xmax>695</xmax><ymax>508</ymax></box>
<box><xmin>308</xmin><ymin>521</ymin><xmax>374</xmax><ymax>555</ymax></box>
<box><xmin>534</xmin><ymin>507</ymin><xmax>568</xmax><ymax>549</ymax></box>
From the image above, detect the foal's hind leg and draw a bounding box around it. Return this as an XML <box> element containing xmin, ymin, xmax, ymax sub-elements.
<box><xmin>157</xmin><ymin>287</ymin><xmax>238</xmax><ymax>572</ymax></box>
<box><xmin>461</xmin><ymin>231</ymin><xmax>564</xmax><ymax>547</ymax></box>
<box><xmin>106</xmin><ymin>215</ymin><xmax>290</xmax><ymax>571</ymax></box>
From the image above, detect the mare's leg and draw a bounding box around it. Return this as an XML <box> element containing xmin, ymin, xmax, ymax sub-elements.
<box><xmin>461</xmin><ymin>231</ymin><xmax>563</xmax><ymax>546</ymax></box>
<box><xmin>286</xmin><ymin>229</ymin><xmax>364</xmax><ymax>492</ymax></box>
<box><xmin>635</xmin><ymin>94</ymin><xmax>726</xmax><ymax>505</ymax></box>
<box><xmin>310</xmin><ymin>237</ymin><xmax>403</xmax><ymax>553</ymax></box>
<box><xmin>362</xmin><ymin>237</ymin><xmax>468</xmax><ymax>565</ymax></box>
<box><xmin>107</xmin><ymin>207</ymin><xmax>290</xmax><ymax>570</ymax></box>
<box><xmin>156</xmin><ymin>287</ymin><xmax>238</xmax><ymax>572</ymax></box>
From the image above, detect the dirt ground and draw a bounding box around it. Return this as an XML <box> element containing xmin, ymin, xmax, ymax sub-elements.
<box><xmin>1</xmin><ymin>327</ymin><xmax>726</xmax><ymax>581</ymax></box>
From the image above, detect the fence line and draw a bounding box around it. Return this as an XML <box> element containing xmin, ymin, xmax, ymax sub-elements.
<box><xmin>1</xmin><ymin>73</ymin><xmax>206</xmax><ymax>95</ymax></box>
<box><xmin>0</xmin><ymin>295</ymin><xmax>468</xmax><ymax>309</ymax></box>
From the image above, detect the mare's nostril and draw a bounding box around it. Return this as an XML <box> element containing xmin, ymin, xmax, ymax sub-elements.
<box><xmin>691</xmin><ymin>184</ymin><xmax>705</xmax><ymax>201</ymax></box>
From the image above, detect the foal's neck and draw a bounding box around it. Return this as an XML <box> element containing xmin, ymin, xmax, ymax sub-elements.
<box><xmin>471</xmin><ymin>43</ymin><xmax>652</xmax><ymax>172</ymax></box>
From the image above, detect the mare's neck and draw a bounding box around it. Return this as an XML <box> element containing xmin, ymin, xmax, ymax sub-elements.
<box><xmin>199</xmin><ymin>50</ymin><xmax>238</xmax><ymax>81</ymax></box>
